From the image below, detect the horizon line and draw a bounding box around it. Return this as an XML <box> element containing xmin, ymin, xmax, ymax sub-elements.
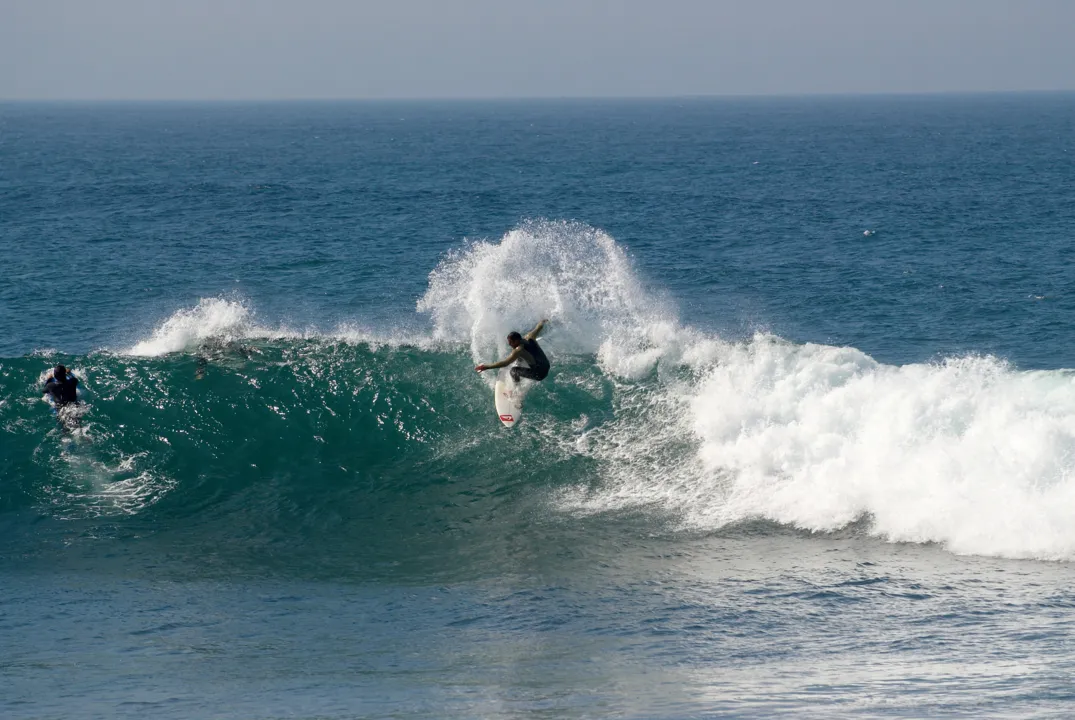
<box><xmin>3</xmin><ymin>88</ymin><xmax>1075</xmax><ymax>104</ymax></box>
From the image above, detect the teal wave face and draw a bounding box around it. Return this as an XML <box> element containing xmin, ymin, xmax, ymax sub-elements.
<box><xmin>2</xmin><ymin>342</ymin><xmax>586</xmax><ymax>501</ymax></box>
<box><xmin>7</xmin><ymin>324</ymin><xmax>1075</xmax><ymax>570</ymax></box>
<box><xmin>0</xmin><ymin>340</ymin><xmax>629</xmax><ymax>577</ymax></box>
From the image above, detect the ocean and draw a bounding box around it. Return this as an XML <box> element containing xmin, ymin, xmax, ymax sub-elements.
<box><xmin>3</xmin><ymin>94</ymin><xmax>1075</xmax><ymax>718</ymax></box>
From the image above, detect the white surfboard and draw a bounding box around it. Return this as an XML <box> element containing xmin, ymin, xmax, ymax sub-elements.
<box><xmin>494</xmin><ymin>360</ymin><xmax>530</xmax><ymax>427</ymax></box>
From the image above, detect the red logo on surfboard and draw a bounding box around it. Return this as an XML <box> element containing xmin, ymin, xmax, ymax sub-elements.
<box><xmin>499</xmin><ymin>414</ymin><xmax>514</xmax><ymax>422</ymax></box>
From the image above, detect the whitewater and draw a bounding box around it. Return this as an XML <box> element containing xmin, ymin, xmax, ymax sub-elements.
<box><xmin>7</xmin><ymin>221</ymin><xmax>1072</xmax><ymax>562</ymax></box>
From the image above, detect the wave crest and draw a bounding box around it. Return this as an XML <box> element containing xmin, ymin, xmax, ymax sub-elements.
<box><xmin>9</xmin><ymin>221</ymin><xmax>1075</xmax><ymax>563</ymax></box>
<box><xmin>125</xmin><ymin>298</ymin><xmax>294</xmax><ymax>356</ymax></box>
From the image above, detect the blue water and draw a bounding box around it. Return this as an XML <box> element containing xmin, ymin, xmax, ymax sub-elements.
<box><xmin>3</xmin><ymin>94</ymin><xmax>1075</xmax><ymax>718</ymax></box>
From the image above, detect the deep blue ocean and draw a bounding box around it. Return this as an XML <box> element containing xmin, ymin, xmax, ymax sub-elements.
<box><xmin>3</xmin><ymin>95</ymin><xmax>1075</xmax><ymax>718</ymax></box>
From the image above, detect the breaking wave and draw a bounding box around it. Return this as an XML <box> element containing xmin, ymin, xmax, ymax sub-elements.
<box><xmin>4</xmin><ymin>220</ymin><xmax>1075</xmax><ymax>565</ymax></box>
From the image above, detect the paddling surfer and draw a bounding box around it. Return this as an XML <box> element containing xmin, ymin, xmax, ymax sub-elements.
<box><xmin>43</xmin><ymin>365</ymin><xmax>79</xmax><ymax>408</ymax></box>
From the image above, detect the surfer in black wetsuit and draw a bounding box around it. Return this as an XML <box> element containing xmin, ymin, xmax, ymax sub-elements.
<box><xmin>475</xmin><ymin>319</ymin><xmax>550</xmax><ymax>382</ymax></box>
<box><xmin>43</xmin><ymin>365</ymin><xmax>80</xmax><ymax>407</ymax></box>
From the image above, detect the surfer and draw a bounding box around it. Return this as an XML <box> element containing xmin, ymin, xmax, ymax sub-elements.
<box><xmin>43</xmin><ymin>365</ymin><xmax>80</xmax><ymax>408</ymax></box>
<box><xmin>475</xmin><ymin>319</ymin><xmax>550</xmax><ymax>382</ymax></box>
<box><xmin>43</xmin><ymin>364</ymin><xmax>82</xmax><ymax>431</ymax></box>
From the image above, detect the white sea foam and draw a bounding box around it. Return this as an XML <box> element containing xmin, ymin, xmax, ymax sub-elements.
<box><xmin>691</xmin><ymin>343</ymin><xmax>1075</xmax><ymax>559</ymax></box>
<box><xmin>429</xmin><ymin>222</ymin><xmax>1075</xmax><ymax>562</ymax></box>
<box><xmin>556</xmin><ymin>328</ymin><xmax>1075</xmax><ymax>561</ymax></box>
<box><xmin>120</xmin><ymin>222</ymin><xmax>1075</xmax><ymax>561</ymax></box>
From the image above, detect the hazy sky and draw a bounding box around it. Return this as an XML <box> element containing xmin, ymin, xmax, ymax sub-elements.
<box><xmin>3</xmin><ymin>0</ymin><xmax>1074</xmax><ymax>100</ymax></box>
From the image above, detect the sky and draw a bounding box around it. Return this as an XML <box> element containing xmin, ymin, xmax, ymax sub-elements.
<box><xmin>3</xmin><ymin>0</ymin><xmax>1074</xmax><ymax>100</ymax></box>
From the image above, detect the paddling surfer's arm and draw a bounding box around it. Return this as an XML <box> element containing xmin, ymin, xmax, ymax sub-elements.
<box><xmin>524</xmin><ymin>319</ymin><xmax>548</xmax><ymax>341</ymax></box>
<box><xmin>475</xmin><ymin>347</ymin><xmax>522</xmax><ymax>373</ymax></box>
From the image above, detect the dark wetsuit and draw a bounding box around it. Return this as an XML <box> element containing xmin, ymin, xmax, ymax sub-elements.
<box><xmin>512</xmin><ymin>338</ymin><xmax>550</xmax><ymax>382</ymax></box>
<box><xmin>44</xmin><ymin>373</ymin><xmax>79</xmax><ymax>407</ymax></box>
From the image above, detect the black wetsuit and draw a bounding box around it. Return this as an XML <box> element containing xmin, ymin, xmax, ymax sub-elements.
<box><xmin>512</xmin><ymin>338</ymin><xmax>550</xmax><ymax>382</ymax></box>
<box><xmin>44</xmin><ymin>373</ymin><xmax>79</xmax><ymax>407</ymax></box>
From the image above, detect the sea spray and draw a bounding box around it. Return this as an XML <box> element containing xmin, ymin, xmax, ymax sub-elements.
<box><xmin>6</xmin><ymin>222</ymin><xmax>1075</xmax><ymax>561</ymax></box>
<box><xmin>417</xmin><ymin>219</ymin><xmax>680</xmax><ymax>378</ymax></box>
<box><xmin>126</xmin><ymin>298</ymin><xmax>288</xmax><ymax>356</ymax></box>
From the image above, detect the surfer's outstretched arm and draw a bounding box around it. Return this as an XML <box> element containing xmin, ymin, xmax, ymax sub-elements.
<box><xmin>476</xmin><ymin>347</ymin><xmax>522</xmax><ymax>373</ymax></box>
<box><xmin>524</xmin><ymin>319</ymin><xmax>548</xmax><ymax>341</ymax></box>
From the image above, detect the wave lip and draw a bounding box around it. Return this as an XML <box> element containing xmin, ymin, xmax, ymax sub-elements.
<box><xmin>121</xmin><ymin>298</ymin><xmax>463</xmax><ymax>358</ymax></box>
<box><xmin>123</xmin><ymin>298</ymin><xmax>298</xmax><ymax>356</ymax></box>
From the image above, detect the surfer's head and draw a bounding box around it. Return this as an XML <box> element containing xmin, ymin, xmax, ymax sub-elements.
<box><xmin>506</xmin><ymin>331</ymin><xmax>523</xmax><ymax>348</ymax></box>
<box><xmin>54</xmin><ymin>364</ymin><xmax>67</xmax><ymax>378</ymax></box>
